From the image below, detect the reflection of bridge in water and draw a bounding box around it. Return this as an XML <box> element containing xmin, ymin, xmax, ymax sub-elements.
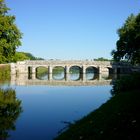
<box><xmin>10</xmin><ymin>73</ymin><xmax>116</xmax><ymax>86</ymax></box>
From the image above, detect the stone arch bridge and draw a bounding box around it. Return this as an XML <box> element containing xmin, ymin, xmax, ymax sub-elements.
<box><xmin>11</xmin><ymin>60</ymin><xmax>133</xmax><ymax>76</ymax></box>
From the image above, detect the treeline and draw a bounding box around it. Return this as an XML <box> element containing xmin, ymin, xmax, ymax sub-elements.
<box><xmin>13</xmin><ymin>52</ymin><xmax>44</xmax><ymax>62</ymax></box>
<box><xmin>94</xmin><ymin>57</ymin><xmax>110</xmax><ymax>61</ymax></box>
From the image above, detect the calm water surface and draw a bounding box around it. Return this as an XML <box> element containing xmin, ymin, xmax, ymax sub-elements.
<box><xmin>1</xmin><ymin>73</ymin><xmax>113</xmax><ymax>140</ymax></box>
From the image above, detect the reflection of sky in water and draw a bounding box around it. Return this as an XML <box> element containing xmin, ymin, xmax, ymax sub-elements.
<box><xmin>52</xmin><ymin>72</ymin><xmax>65</xmax><ymax>80</ymax></box>
<box><xmin>36</xmin><ymin>74</ymin><xmax>49</xmax><ymax>80</ymax></box>
<box><xmin>70</xmin><ymin>73</ymin><xmax>81</xmax><ymax>81</ymax></box>
<box><xmin>36</xmin><ymin>71</ymin><xmax>112</xmax><ymax>81</ymax></box>
<box><xmin>8</xmin><ymin>85</ymin><xmax>112</xmax><ymax>140</ymax></box>
<box><xmin>36</xmin><ymin>72</ymin><xmax>100</xmax><ymax>81</ymax></box>
<box><xmin>86</xmin><ymin>73</ymin><xmax>95</xmax><ymax>80</ymax></box>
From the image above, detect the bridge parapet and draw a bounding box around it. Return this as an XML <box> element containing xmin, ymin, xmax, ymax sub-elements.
<box><xmin>23</xmin><ymin>60</ymin><xmax>111</xmax><ymax>66</ymax></box>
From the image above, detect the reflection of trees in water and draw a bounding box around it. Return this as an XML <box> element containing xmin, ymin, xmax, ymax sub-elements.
<box><xmin>0</xmin><ymin>88</ymin><xmax>22</xmax><ymax>139</ymax></box>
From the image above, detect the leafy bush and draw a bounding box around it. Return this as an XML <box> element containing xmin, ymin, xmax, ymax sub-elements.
<box><xmin>111</xmin><ymin>73</ymin><xmax>140</xmax><ymax>95</ymax></box>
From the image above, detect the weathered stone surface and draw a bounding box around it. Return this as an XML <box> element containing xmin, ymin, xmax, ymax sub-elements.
<box><xmin>10</xmin><ymin>60</ymin><xmax>136</xmax><ymax>75</ymax></box>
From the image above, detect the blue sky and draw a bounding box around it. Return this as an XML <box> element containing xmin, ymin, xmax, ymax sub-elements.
<box><xmin>7</xmin><ymin>0</ymin><xmax>140</xmax><ymax>60</ymax></box>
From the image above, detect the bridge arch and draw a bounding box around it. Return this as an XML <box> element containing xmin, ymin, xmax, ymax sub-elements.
<box><xmin>52</xmin><ymin>66</ymin><xmax>65</xmax><ymax>80</ymax></box>
<box><xmin>85</xmin><ymin>66</ymin><xmax>99</xmax><ymax>80</ymax></box>
<box><xmin>100</xmin><ymin>67</ymin><xmax>114</xmax><ymax>79</ymax></box>
<box><xmin>86</xmin><ymin>66</ymin><xmax>99</xmax><ymax>74</ymax></box>
<box><xmin>52</xmin><ymin>66</ymin><xmax>65</xmax><ymax>74</ymax></box>
<box><xmin>69</xmin><ymin>65</ymin><xmax>82</xmax><ymax>74</ymax></box>
<box><xmin>36</xmin><ymin>66</ymin><xmax>48</xmax><ymax>80</ymax></box>
<box><xmin>69</xmin><ymin>66</ymin><xmax>82</xmax><ymax>81</ymax></box>
<box><xmin>107</xmin><ymin>67</ymin><xmax>114</xmax><ymax>74</ymax></box>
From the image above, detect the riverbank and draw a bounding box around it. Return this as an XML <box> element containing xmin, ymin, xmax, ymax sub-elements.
<box><xmin>0</xmin><ymin>64</ymin><xmax>9</xmax><ymax>67</ymax></box>
<box><xmin>55</xmin><ymin>89</ymin><xmax>140</xmax><ymax>140</ymax></box>
<box><xmin>0</xmin><ymin>64</ymin><xmax>10</xmax><ymax>84</ymax></box>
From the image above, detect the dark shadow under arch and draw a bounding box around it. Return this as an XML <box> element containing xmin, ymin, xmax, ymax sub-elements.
<box><xmin>69</xmin><ymin>66</ymin><xmax>82</xmax><ymax>81</ymax></box>
<box><xmin>86</xmin><ymin>66</ymin><xmax>99</xmax><ymax>80</ymax></box>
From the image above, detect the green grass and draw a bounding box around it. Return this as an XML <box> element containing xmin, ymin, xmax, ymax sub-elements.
<box><xmin>54</xmin><ymin>90</ymin><xmax>140</xmax><ymax>140</ymax></box>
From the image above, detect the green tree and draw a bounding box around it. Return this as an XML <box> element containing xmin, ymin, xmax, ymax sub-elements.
<box><xmin>0</xmin><ymin>0</ymin><xmax>22</xmax><ymax>63</ymax></box>
<box><xmin>111</xmin><ymin>13</ymin><xmax>140</xmax><ymax>65</ymax></box>
<box><xmin>13</xmin><ymin>52</ymin><xmax>29</xmax><ymax>61</ymax></box>
<box><xmin>13</xmin><ymin>52</ymin><xmax>44</xmax><ymax>61</ymax></box>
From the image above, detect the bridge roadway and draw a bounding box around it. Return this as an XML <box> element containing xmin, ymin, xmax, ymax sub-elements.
<box><xmin>10</xmin><ymin>60</ymin><xmax>133</xmax><ymax>75</ymax></box>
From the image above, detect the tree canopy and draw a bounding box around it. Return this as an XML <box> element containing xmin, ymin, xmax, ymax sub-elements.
<box><xmin>111</xmin><ymin>13</ymin><xmax>140</xmax><ymax>65</ymax></box>
<box><xmin>0</xmin><ymin>0</ymin><xmax>22</xmax><ymax>63</ymax></box>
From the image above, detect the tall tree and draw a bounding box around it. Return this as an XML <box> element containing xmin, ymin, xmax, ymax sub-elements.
<box><xmin>0</xmin><ymin>0</ymin><xmax>22</xmax><ymax>63</ymax></box>
<box><xmin>111</xmin><ymin>13</ymin><xmax>140</xmax><ymax>65</ymax></box>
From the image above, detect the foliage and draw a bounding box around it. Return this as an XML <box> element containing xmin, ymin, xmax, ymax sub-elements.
<box><xmin>13</xmin><ymin>52</ymin><xmax>44</xmax><ymax>62</ymax></box>
<box><xmin>0</xmin><ymin>64</ymin><xmax>10</xmax><ymax>84</ymax></box>
<box><xmin>0</xmin><ymin>88</ymin><xmax>22</xmax><ymax>139</ymax></box>
<box><xmin>0</xmin><ymin>0</ymin><xmax>22</xmax><ymax>63</ymax></box>
<box><xmin>13</xmin><ymin>52</ymin><xmax>29</xmax><ymax>61</ymax></box>
<box><xmin>24</xmin><ymin>52</ymin><xmax>44</xmax><ymax>60</ymax></box>
<box><xmin>111</xmin><ymin>73</ymin><xmax>140</xmax><ymax>95</ymax></box>
<box><xmin>94</xmin><ymin>57</ymin><xmax>110</xmax><ymax>61</ymax></box>
<box><xmin>112</xmin><ymin>13</ymin><xmax>140</xmax><ymax>65</ymax></box>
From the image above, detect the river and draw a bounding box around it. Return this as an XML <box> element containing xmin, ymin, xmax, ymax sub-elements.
<box><xmin>0</xmin><ymin>71</ymin><xmax>114</xmax><ymax>140</ymax></box>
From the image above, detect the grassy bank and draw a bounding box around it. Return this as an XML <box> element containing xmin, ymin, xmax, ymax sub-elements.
<box><xmin>55</xmin><ymin>90</ymin><xmax>140</xmax><ymax>140</ymax></box>
<box><xmin>55</xmin><ymin>74</ymin><xmax>140</xmax><ymax>140</ymax></box>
